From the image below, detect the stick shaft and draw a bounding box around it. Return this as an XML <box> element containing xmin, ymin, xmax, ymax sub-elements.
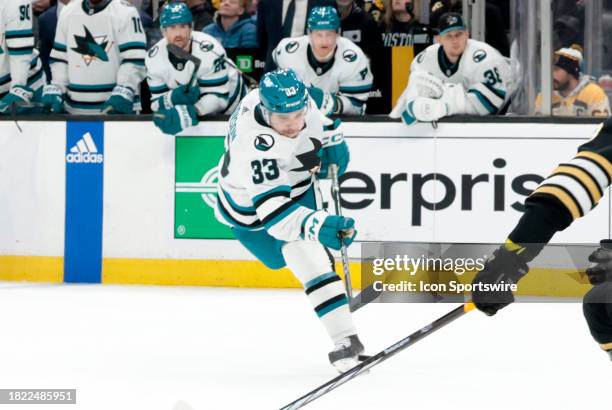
<box><xmin>280</xmin><ymin>303</ymin><xmax>476</xmax><ymax>410</ymax></box>
<box><xmin>329</xmin><ymin>164</ymin><xmax>353</xmax><ymax>300</ymax></box>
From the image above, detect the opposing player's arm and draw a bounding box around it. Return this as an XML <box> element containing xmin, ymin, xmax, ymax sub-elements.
<box><xmin>5</xmin><ymin>0</ymin><xmax>34</xmax><ymax>88</ymax></box>
<box><xmin>471</xmin><ymin>118</ymin><xmax>612</xmax><ymax>315</ymax></box>
<box><xmin>116</xmin><ymin>7</ymin><xmax>147</xmax><ymax>93</ymax></box>
<box><xmin>509</xmin><ymin>120</ymin><xmax>612</xmax><ymax>257</ymax></box>
<box><xmin>336</xmin><ymin>50</ymin><xmax>373</xmax><ymax>115</ymax></box>
<box><xmin>194</xmin><ymin>42</ymin><xmax>231</xmax><ymax>115</ymax></box>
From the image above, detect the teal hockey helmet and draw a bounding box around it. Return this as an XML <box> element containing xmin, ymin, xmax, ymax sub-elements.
<box><xmin>307</xmin><ymin>6</ymin><xmax>341</xmax><ymax>32</ymax></box>
<box><xmin>160</xmin><ymin>2</ymin><xmax>193</xmax><ymax>29</ymax></box>
<box><xmin>259</xmin><ymin>69</ymin><xmax>308</xmax><ymax>114</ymax></box>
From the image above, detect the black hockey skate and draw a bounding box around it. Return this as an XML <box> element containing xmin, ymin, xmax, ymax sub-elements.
<box><xmin>328</xmin><ymin>334</ymin><xmax>365</xmax><ymax>373</ymax></box>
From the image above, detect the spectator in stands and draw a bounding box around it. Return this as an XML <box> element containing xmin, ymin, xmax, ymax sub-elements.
<box><xmin>187</xmin><ymin>0</ymin><xmax>215</xmax><ymax>29</ymax></box>
<box><xmin>39</xmin><ymin>0</ymin><xmax>74</xmax><ymax>81</ymax></box>
<box><xmin>429</xmin><ymin>0</ymin><xmax>509</xmax><ymax>57</ymax></box>
<box><xmin>535</xmin><ymin>46</ymin><xmax>610</xmax><ymax>117</ymax></box>
<box><xmin>257</xmin><ymin>0</ymin><xmax>332</xmax><ymax>71</ymax></box>
<box><xmin>381</xmin><ymin>0</ymin><xmax>429</xmax><ymax>47</ymax></box>
<box><xmin>336</xmin><ymin>0</ymin><xmax>383</xmax><ymax>59</ymax></box>
<box><xmin>364</xmin><ymin>0</ymin><xmax>384</xmax><ymax>26</ymax></box>
<box><xmin>203</xmin><ymin>0</ymin><xmax>258</xmax><ymax>48</ymax></box>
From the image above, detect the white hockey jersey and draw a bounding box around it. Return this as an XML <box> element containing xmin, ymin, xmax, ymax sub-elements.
<box><xmin>393</xmin><ymin>38</ymin><xmax>512</xmax><ymax>117</ymax></box>
<box><xmin>272</xmin><ymin>35</ymin><xmax>373</xmax><ymax>115</ymax></box>
<box><xmin>50</xmin><ymin>0</ymin><xmax>147</xmax><ymax>114</ymax></box>
<box><xmin>146</xmin><ymin>31</ymin><xmax>246</xmax><ymax>116</ymax></box>
<box><xmin>0</xmin><ymin>0</ymin><xmax>44</xmax><ymax>96</ymax></box>
<box><xmin>215</xmin><ymin>90</ymin><xmax>339</xmax><ymax>242</ymax></box>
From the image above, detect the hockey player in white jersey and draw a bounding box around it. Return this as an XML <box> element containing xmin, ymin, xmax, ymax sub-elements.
<box><xmin>147</xmin><ymin>2</ymin><xmax>247</xmax><ymax>135</ymax></box>
<box><xmin>390</xmin><ymin>12</ymin><xmax>512</xmax><ymax>124</ymax></box>
<box><xmin>215</xmin><ymin>68</ymin><xmax>364</xmax><ymax>371</ymax></box>
<box><xmin>0</xmin><ymin>0</ymin><xmax>46</xmax><ymax>114</ymax></box>
<box><xmin>272</xmin><ymin>6</ymin><xmax>373</xmax><ymax>116</ymax></box>
<box><xmin>42</xmin><ymin>0</ymin><xmax>147</xmax><ymax>114</ymax></box>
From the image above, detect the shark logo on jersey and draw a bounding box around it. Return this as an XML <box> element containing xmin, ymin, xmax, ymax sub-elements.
<box><xmin>72</xmin><ymin>26</ymin><xmax>112</xmax><ymax>65</ymax></box>
<box><xmin>254</xmin><ymin>134</ymin><xmax>275</xmax><ymax>151</ymax></box>
<box><xmin>199</xmin><ymin>41</ymin><xmax>214</xmax><ymax>52</ymax></box>
<box><xmin>291</xmin><ymin>138</ymin><xmax>322</xmax><ymax>172</ymax></box>
<box><xmin>285</xmin><ymin>41</ymin><xmax>299</xmax><ymax>54</ymax></box>
<box><xmin>343</xmin><ymin>50</ymin><xmax>357</xmax><ymax>63</ymax></box>
<box><xmin>416</xmin><ymin>51</ymin><xmax>425</xmax><ymax>63</ymax></box>
<box><xmin>148</xmin><ymin>45</ymin><xmax>159</xmax><ymax>58</ymax></box>
<box><xmin>473</xmin><ymin>49</ymin><xmax>487</xmax><ymax>63</ymax></box>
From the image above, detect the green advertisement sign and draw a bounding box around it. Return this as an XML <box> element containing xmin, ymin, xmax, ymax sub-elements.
<box><xmin>174</xmin><ymin>136</ymin><xmax>233</xmax><ymax>239</ymax></box>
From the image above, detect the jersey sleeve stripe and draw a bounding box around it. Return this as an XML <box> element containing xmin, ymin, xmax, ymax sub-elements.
<box><xmin>576</xmin><ymin>151</ymin><xmax>612</xmax><ymax>183</ymax></box>
<box><xmin>554</xmin><ymin>164</ymin><xmax>603</xmax><ymax>202</ymax></box>
<box><xmin>0</xmin><ymin>74</ymin><xmax>11</xmax><ymax>86</ymax></box>
<box><xmin>262</xmin><ymin>201</ymin><xmax>301</xmax><ymax>228</ymax></box>
<box><xmin>118</xmin><ymin>42</ymin><xmax>147</xmax><ymax>52</ymax></box>
<box><xmin>5</xmin><ymin>29</ymin><xmax>33</xmax><ymax>37</ymax></box>
<box><xmin>467</xmin><ymin>89</ymin><xmax>498</xmax><ymax>114</ymax></box>
<box><xmin>571</xmin><ymin>157</ymin><xmax>610</xmax><ymax>190</ymax></box>
<box><xmin>532</xmin><ymin>184</ymin><xmax>583</xmax><ymax>219</ymax></box>
<box><xmin>121</xmin><ymin>59</ymin><xmax>145</xmax><ymax>66</ymax></box>
<box><xmin>149</xmin><ymin>84</ymin><xmax>170</xmax><ymax>94</ymax></box>
<box><xmin>252</xmin><ymin>185</ymin><xmax>291</xmax><ymax>207</ymax></box>
<box><xmin>68</xmin><ymin>83</ymin><xmax>117</xmax><ymax>92</ymax></box>
<box><xmin>217</xmin><ymin>199</ymin><xmax>263</xmax><ymax>229</ymax></box>
<box><xmin>339</xmin><ymin>84</ymin><xmax>373</xmax><ymax>94</ymax></box>
<box><xmin>52</xmin><ymin>42</ymin><xmax>67</xmax><ymax>52</ymax></box>
<box><xmin>7</xmin><ymin>47</ymin><xmax>33</xmax><ymax>56</ymax></box>
<box><xmin>483</xmin><ymin>82</ymin><xmax>507</xmax><ymax>100</ymax></box>
<box><xmin>198</xmin><ymin>76</ymin><xmax>229</xmax><ymax>87</ymax></box>
<box><xmin>220</xmin><ymin>189</ymin><xmax>257</xmax><ymax>215</ymax></box>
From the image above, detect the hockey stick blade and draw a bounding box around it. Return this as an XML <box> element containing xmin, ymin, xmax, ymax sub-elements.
<box><xmin>166</xmin><ymin>44</ymin><xmax>202</xmax><ymax>89</ymax></box>
<box><xmin>279</xmin><ymin>302</ymin><xmax>476</xmax><ymax>410</ymax></box>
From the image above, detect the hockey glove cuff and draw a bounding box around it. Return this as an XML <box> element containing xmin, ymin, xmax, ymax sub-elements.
<box><xmin>162</xmin><ymin>84</ymin><xmax>200</xmax><ymax>110</ymax></box>
<box><xmin>41</xmin><ymin>84</ymin><xmax>65</xmax><ymax>113</ymax></box>
<box><xmin>471</xmin><ymin>244</ymin><xmax>530</xmax><ymax>316</ymax></box>
<box><xmin>0</xmin><ymin>85</ymin><xmax>33</xmax><ymax>114</ymax></box>
<box><xmin>103</xmin><ymin>85</ymin><xmax>135</xmax><ymax>114</ymax></box>
<box><xmin>318</xmin><ymin>140</ymin><xmax>350</xmax><ymax>179</ymax></box>
<box><xmin>302</xmin><ymin>211</ymin><xmax>357</xmax><ymax>251</ymax></box>
<box><xmin>153</xmin><ymin>105</ymin><xmax>199</xmax><ymax>135</ymax></box>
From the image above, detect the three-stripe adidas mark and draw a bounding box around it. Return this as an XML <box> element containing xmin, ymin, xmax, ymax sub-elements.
<box><xmin>66</xmin><ymin>132</ymin><xmax>103</xmax><ymax>164</ymax></box>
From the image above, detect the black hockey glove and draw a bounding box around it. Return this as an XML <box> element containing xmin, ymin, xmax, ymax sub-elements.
<box><xmin>471</xmin><ymin>245</ymin><xmax>529</xmax><ymax>316</ymax></box>
<box><xmin>586</xmin><ymin>240</ymin><xmax>612</xmax><ymax>285</ymax></box>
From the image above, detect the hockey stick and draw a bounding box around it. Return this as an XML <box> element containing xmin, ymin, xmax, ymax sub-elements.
<box><xmin>190</xmin><ymin>39</ymin><xmax>259</xmax><ymax>90</ymax></box>
<box><xmin>329</xmin><ymin>164</ymin><xmax>353</xmax><ymax>300</ymax></box>
<box><xmin>279</xmin><ymin>302</ymin><xmax>476</xmax><ymax>410</ymax></box>
<box><xmin>166</xmin><ymin>43</ymin><xmax>202</xmax><ymax>90</ymax></box>
<box><xmin>329</xmin><ymin>164</ymin><xmax>382</xmax><ymax>311</ymax></box>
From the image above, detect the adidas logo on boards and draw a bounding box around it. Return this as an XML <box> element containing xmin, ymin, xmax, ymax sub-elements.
<box><xmin>66</xmin><ymin>132</ymin><xmax>103</xmax><ymax>164</ymax></box>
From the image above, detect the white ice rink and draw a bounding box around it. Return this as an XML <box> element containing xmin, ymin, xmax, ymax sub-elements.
<box><xmin>0</xmin><ymin>282</ymin><xmax>610</xmax><ymax>410</ymax></box>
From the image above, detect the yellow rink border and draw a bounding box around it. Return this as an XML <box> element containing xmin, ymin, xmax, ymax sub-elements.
<box><xmin>102</xmin><ymin>258</ymin><xmax>362</xmax><ymax>288</ymax></box>
<box><xmin>0</xmin><ymin>256</ymin><xmax>593</xmax><ymax>298</ymax></box>
<box><xmin>0</xmin><ymin>256</ymin><xmax>63</xmax><ymax>283</ymax></box>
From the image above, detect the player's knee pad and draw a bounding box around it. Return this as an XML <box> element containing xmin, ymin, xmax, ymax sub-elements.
<box><xmin>283</xmin><ymin>240</ymin><xmax>350</xmax><ymax>318</ymax></box>
<box><xmin>282</xmin><ymin>241</ymin><xmax>332</xmax><ymax>284</ymax></box>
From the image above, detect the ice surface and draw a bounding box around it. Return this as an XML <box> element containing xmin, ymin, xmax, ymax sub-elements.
<box><xmin>0</xmin><ymin>282</ymin><xmax>610</xmax><ymax>410</ymax></box>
